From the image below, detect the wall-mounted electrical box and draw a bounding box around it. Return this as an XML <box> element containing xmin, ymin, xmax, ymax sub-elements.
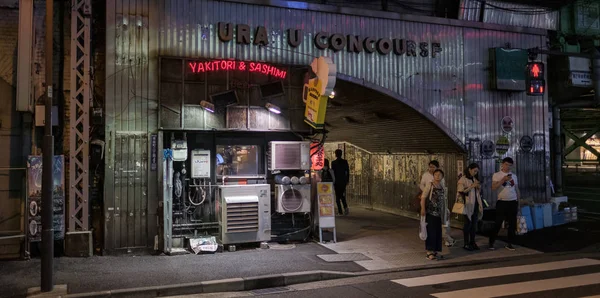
<box><xmin>35</xmin><ymin>105</ymin><xmax>59</xmax><ymax>126</ymax></box>
<box><xmin>171</xmin><ymin>140</ymin><xmax>188</xmax><ymax>161</ymax></box>
<box><xmin>191</xmin><ymin>149</ymin><xmax>211</xmax><ymax>178</ymax></box>
<box><xmin>489</xmin><ymin>48</ymin><xmax>528</xmax><ymax>91</ymax></box>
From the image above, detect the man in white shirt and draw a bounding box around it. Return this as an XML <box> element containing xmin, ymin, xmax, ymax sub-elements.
<box><xmin>489</xmin><ymin>157</ymin><xmax>520</xmax><ymax>251</ymax></box>
<box><xmin>420</xmin><ymin>160</ymin><xmax>455</xmax><ymax>247</ymax></box>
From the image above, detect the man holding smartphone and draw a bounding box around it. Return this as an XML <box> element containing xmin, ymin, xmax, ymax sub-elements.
<box><xmin>489</xmin><ymin>157</ymin><xmax>520</xmax><ymax>251</ymax></box>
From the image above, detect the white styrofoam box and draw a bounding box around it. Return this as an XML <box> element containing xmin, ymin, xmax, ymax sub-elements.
<box><xmin>564</xmin><ymin>207</ymin><xmax>572</xmax><ymax>222</ymax></box>
<box><xmin>551</xmin><ymin>196</ymin><xmax>568</xmax><ymax>212</ymax></box>
<box><xmin>543</xmin><ymin>203</ymin><xmax>553</xmax><ymax>228</ymax></box>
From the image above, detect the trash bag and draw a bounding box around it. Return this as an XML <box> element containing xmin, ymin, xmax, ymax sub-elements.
<box><xmin>419</xmin><ymin>216</ymin><xmax>428</xmax><ymax>241</ymax></box>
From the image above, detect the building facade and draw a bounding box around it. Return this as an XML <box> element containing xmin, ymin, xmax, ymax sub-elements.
<box><xmin>101</xmin><ymin>0</ymin><xmax>552</xmax><ymax>252</ymax></box>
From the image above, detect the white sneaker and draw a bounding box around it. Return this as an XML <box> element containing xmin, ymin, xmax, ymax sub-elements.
<box><xmin>445</xmin><ymin>239</ymin><xmax>456</xmax><ymax>247</ymax></box>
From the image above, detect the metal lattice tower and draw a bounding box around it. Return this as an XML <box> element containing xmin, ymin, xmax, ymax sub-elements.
<box><xmin>69</xmin><ymin>0</ymin><xmax>91</xmax><ymax>231</ymax></box>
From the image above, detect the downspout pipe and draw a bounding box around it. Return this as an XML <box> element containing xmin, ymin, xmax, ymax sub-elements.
<box><xmin>593</xmin><ymin>49</ymin><xmax>600</xmax><ymax>107</ymax></box>
<box><xmin>553</xmin><ymin>106</ymin><xmax>563</xmax><ymax>196</ymax></box>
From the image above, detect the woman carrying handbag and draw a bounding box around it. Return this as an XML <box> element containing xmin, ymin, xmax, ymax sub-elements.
<box><xmin>454</xmin><ymin>163</ymin><xmax>484</xmax><ymax>251</ymax></box>
<box><xmin>421</xmin><ymin>169</ymin><xmax>446</xmax><ymax>260</ymax></box>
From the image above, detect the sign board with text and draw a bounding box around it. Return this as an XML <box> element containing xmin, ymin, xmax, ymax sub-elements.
<box><xmin>317</xmin><ymin>182</ymin><xmax>336</xmax><ymax>228</ymax></box>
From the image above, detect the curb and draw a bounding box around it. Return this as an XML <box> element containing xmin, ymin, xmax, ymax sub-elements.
<box><xmin>60</xmin><ymin>271</ymin><xmax>356</xmax><ymax>298</ymax></box>
<box><xmin>60</xmin><ymin>251</ymin><xmax>598</xmax><ymax>298</ymax></box>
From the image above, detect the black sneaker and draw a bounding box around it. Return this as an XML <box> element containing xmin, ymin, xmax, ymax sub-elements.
<box><xmin>505</xmin><ymin>244</ymin><xmax>516</xmax><ymax>251</ymax></box>
<box><xmin>463</xmin><ymin>245</ymin><xmax>473</xmax><ymax>251</ymax></box>
<box><xmin>488</xmin><ymin>243</ymin><xmax>496</xmax><ymax>250</ymax></box>
<box><xmin>471</xmin><ymin>243</ymin><xmax>480</xmax><ymax>250</ymax></box>
<box><xmin>344</xmin><ymin>208</ymin><xmax>349</xmax><ymax>216</ymax></box>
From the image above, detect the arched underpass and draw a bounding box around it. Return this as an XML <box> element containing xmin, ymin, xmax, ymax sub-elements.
<box><xmin>315</xmin><ymin>79</ymin><xmax>538</xmax><ymax>270</ymax></box>
<box><xmin>322</xmin><ymin>78</ymin><xmax>465</xmax><ymax>217</ymax></box>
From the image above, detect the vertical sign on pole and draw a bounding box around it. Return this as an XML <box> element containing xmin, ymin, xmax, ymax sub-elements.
<box><xmin>317</xmin><ymin>182</ymin><xmax>336</xmax><ymax>243</ymax></box>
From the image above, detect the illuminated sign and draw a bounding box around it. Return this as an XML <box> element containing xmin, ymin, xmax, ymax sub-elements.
<box><xmin>310</xmin><ymin>143</ymin><xmax>324</xmax><ymax>171</ymax></box>
<box><xmin>526</xmin><ymin>62</ymin><xmax>545</xmax><ymax>96</ymax></box>
<box><xmin>188</xmin><ymin>60</ymin><xmax>287</xmax><ymax>79</ymax></box>
<box><xmin>217</xmin><ymin>22</ymin><xmax>443</xmax><ymax>58</ymax></box>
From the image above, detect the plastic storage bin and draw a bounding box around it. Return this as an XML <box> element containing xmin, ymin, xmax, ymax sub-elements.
<box><xmin>553</xmin><ymin>212</ymin><xmax>565</xmax><ymax>226</ymax></box>
<box><xmin>531</xmin><ymin>204</ymin><xmax>544</xmax><ymax>230</ymax></box>
<box><xmin>520</xmin><ymin>205</ymin><xmax>534</xmax><ymax>231</ymax></box>
<box><xmin>543</xmin><ymin>203</ymin><xmax>553</xmax><ymax>227</ymax></box>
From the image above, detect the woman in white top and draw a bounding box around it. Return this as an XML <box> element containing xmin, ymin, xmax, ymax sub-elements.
<box><xmin>457</xmin><ymin>163</ymin><xmax>484</xmax><ymax>251</ymax></box>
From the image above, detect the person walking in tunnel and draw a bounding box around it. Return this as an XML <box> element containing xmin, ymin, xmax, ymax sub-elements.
<box><xmin>421</xmin><ymin>169</ymin><xmax>446</xmax><ymax>260</ymax></box>
<box><xmin>420</xmin><ymin>160</ymin><xmax>455</xmax><ymax>247</ymax></box>
<box><xmin>331</xmin><ymin>149</ymin><xmax>350</xmax><ymax>216</ymax></box>
<box><xmin>489</xmin><ymin>157</ymin><xmax>520</xmax><ymax>251</ymax></box>
<box><xmin>457</xmin><ymin>163</ymin><xmax>484</xmax><ymax>251</ymax></box>
<box><xmin>320</xmin><ymin>159</ymin><xmax>335</xmax><ymax>183</ymax></box>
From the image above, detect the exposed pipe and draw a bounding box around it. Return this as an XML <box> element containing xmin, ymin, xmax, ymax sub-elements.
<box><xmin>593</xmin><ymin>49</ymin><xmax>600</xmax><ymax>107</ymax></box>
<box><xmin>555</xmin><ymin>100</ymin><xmax>596</xmax><ymax>108</ymax></box>
<box><xmin>553</xmin><ymin>106</ymin><xmax>563</xmax><ymax>196</ymax></box>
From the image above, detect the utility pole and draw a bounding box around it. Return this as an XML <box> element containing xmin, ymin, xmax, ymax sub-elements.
<box><xmin>41</xmin><ymin>0</ymin><xmax>54</xmax><ymax>292</ymax></box>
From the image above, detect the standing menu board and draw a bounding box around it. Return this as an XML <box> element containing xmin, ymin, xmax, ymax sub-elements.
<box><xmin>27</xmin><ymin>155</ymin><xmax>65</xmax><ymax>242</ymax></box>
<box><xmin>317</xmin><ymin>182</ymin><xmax>335</xmax><ymax>228</ymax></box>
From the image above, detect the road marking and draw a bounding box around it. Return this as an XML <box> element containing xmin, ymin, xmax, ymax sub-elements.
<box><xmin>431</xmin><ymin>272</ymin><xmax>600</xmax><ymax>298</ymax></box>
<box><xmin>391</xmin><ymin>258</ymin><xmax>600</xmax><ymax>287</ymax></box>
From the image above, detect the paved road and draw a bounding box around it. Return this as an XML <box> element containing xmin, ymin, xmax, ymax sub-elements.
<box><xmin>0</xmin><ymin>242</ymin><xmax>363</xmax><ymax>298</ymax></box>
<box><xmin>179</xmin><ymin>253</ymin><xmax>600</xmax><ymax>298</ymax></box>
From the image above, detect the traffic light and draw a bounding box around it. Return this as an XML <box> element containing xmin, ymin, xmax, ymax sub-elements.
<box><xmin>526</xmin><ymin>62</ymin><xmax>545</xmax><ymax>96</ymax></box>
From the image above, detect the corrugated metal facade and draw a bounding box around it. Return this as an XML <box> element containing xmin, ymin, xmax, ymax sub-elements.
<box><xmin>105</xmin><ymin>0</ymin><xmax>159</xmax><ymax>251</ymax></box>
<box><xmin>459</xmin><ymin>0</ymin><xmax>559</xmax><ymax>31</ymax></box>
<box><xmin>105</xmin><ymin>0</ymin><xmax>551</xmax><ymax>249</ymax></box>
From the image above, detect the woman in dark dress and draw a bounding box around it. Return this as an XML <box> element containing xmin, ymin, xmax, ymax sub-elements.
<box><xmin>420</xmin><ymin>169</ymin><xmax>446</xmax><ymax>260</ymax></box>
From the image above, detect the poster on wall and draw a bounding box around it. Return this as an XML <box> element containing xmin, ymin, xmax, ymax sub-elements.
<box><xmin>317</xmin><ymin>182</ymin><xmax>335</xmax><ymax>228</ymax></box>
<box><xmin>27</xmin><ymin>155</ymin><xmax>65</xmax><ymax>242</ymax></box>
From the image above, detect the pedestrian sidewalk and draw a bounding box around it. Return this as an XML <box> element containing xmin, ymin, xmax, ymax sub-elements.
<box><xmin>321</xmin><ymin>207</ymin><xmax>541</xmax><ymax>271</ymax></box>
<box><xmin>0</xmin><ymin>207</ymin><xmax>540</xmax><ymax>298</ymax></box>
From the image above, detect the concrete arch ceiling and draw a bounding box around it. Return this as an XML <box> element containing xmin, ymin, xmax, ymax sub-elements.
<box><xmin>325</xmin><ymin>76</ymin><xmax>465</xmax><ymax>154</ymax></box>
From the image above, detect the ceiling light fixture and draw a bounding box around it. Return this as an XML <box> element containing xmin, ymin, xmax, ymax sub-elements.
<box><xmin>265</xmin><ymin>102</ymin><xmax>281</xmax><ymax>114</ymax></box>
<box><xmin>200</xmin><ymin>100</ymin><xmax>215</xmax><ymax>113</ymax></box>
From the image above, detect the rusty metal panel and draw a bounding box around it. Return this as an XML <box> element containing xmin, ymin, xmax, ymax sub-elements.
<box><xmin>106</xmin><ymin>0</ymin><xmax>157</xmax><ymax>251</ymax></box>
<box><xmin>463</xmin><ymin>28</ymin><xmax>550</xmax><ymax>205</ymax></box>
<box><xmin>111</xmin><ymin>133</ymin><xmax>148</xmax><ymax>250</ymax></box>
<box><xmin>459</xmin><ymin>0</ymin><xmax>559</xmax><ymax>31</ymax></box>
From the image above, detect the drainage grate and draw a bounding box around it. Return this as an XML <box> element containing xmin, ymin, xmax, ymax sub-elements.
<box><xmin>317</xmin><ymin>253</ymin><xmax>372</xmax><ymax>262</ymax></box>
<box><xmin>250</xmin><ymin>287</ymin><xmax>292</xmax><ymax>295</ymax></box>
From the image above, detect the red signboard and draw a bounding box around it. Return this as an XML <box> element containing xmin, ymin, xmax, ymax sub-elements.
<box><xmin>310</xmin><ymin>143</ymin><xmax>324</xmax><ymax>171</ymax></box>
<box><xmin>188</xmin><ymin>60</ymin><xmax>287</xmax><ymax>79</ymax></box>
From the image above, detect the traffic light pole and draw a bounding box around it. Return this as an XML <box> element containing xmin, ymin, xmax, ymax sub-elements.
<box><xmin>41</xmin><ymin>0</ymin><xmax>55</xmax><ymax>292</ymax></box>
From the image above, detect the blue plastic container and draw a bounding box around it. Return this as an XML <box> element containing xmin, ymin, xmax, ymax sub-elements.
<box><xmin>531</xmin><ymin>204</ymin><xmax>544</xmax><ymax>230</ymax></box>
<box><xmin>543</xmin><ymin>204</ymin><xmax>553</xmax><ymax>227</ymax></box>
<box><xmin>520</xmin><ymin>206</ymin><xmax>534</xmax><ymax>231</ymax></box>
<box><xmin>553</xmin><ymin>212</ymin><xmax>565</xmax><ymax>226</ymax></box>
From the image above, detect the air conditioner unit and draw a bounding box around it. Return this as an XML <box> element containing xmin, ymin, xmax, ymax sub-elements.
<box><xmin>268</xmin><ymin>141</ymin><xmax>310</xmax><ymax>171</ymax></box>
<box><xmin>217</xmin><ymin>184</ymin><xmax>271</xmax><ymax>245</ymax></box>
<box><xmin>275</xmin><ymin>184</ymin><xmax>311</xmax><ymax>213</ymax></box>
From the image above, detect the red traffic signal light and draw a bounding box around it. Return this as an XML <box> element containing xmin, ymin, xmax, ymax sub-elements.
<box><xmin>526</xmin><ymin>62</ymin><xmax>545</xmax><ymax>96</ymax></box>
<box><xmin>527</xmin><ymin>62</ymin><xmax>544</xmax><ymax>79</ymax></box>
